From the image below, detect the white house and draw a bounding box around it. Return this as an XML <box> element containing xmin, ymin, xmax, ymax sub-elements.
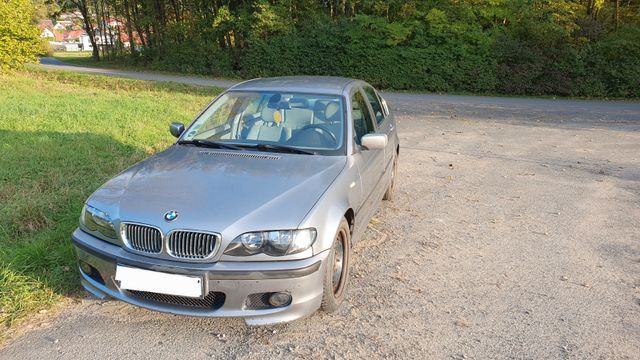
<box><xmin>40</xmin><ymin>28</ymin><xmax>54</xmax><ymax>38</ymax></box>
<box><xmin>64</xmin><ymin>43</ymin><xmax>80</xmax><ymax>52</ymax></box>
<box><xmin>80</xmin><ymin>35</ymin><xmax>93</xmax><ymax>51</ymax></box>
<box><xmin>59</xmin><ymin>12</ymin><xmax>83</xmax><ymax>20</ymax></box>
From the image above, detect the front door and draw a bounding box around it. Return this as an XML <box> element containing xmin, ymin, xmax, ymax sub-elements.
<box><xmin>363</xmin><ymin>85</ymin><xmax>395</xmax><ymax>174</ymax></box>
<box><xmin>351</xmin><ymin>89</ymin><xmax>385</xmax><ymax>232</ymax></box>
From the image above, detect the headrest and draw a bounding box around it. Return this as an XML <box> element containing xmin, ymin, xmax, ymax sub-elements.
<box><xmin>314</xmin><ymin>100</ymin><xmax>327</xmax><ymax>114</ymax></box>
<box><xmin>289</xmin><ymin>97</ymin><xmax>309</xmax><ymax>108</ymax></box>
<box><xmin>325</xmin><ymin>101</ymin><xmax>340</xmax><ymax>122</ymax></box>
<box><xmin>261</xmin><ymin>107</ymin><xmax>277</xmax><ymax>123</ymax></box>
<box><xmin>267</xmin><ymin>100</ymin><xmax>291</xmax><ymax>110</ymax></box>
<box><xmin>267</xmin><ymin>94</ymin><xmax>281</xmax><ymax>106</ymax></box>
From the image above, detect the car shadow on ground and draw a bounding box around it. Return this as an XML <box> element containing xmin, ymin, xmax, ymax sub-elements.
<box><xmin>0</xmin><ymin>130</ymin><xmax>145</xmax><ymax>332</ymax></box>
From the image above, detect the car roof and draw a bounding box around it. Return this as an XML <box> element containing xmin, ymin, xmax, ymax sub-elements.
<box><xmin>228</xmin><ymin>76</ymin><xmax>361</xmax><ymax>96</ymax></box>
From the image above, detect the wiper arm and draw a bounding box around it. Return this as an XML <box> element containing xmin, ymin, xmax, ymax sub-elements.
<box><xmin>178</xmin><ymin>139</ymin><xmax>244</xmax><ymax>151</ymax></box>
<box><xmin>180</xmin><ymin>139</ymin><xmax>315</xmax><ymax>154</ymax></box>
<box><xmin>252</xmin><ymin>143</ymin><xmax>316</xmax><ymax>155</ymax></box>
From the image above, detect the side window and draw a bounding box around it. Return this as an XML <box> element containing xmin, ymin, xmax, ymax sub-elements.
<box><xmin>351</xmin><ymin>91</ymin><xmax>375</xmax><ymax>145</ymax></box>
<box><xmin>363</xmin><ymin>86</ymin><xmax>384</xmax><ymax>125</ymax></box>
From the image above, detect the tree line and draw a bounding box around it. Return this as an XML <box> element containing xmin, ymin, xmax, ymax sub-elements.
<box><xmin>31</xmin><ymin>1</ymin><xmax>640</xmax><ymax>96</ymax></box>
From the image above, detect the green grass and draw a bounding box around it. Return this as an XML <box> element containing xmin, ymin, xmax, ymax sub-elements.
<box><xmin>52</xmin><ymin>51</ymin><xmax>126</xmax><ymax>69</ymax></box>
<box><xmin>50</xmin><ymin>51</ymin><xmax>93</xmax><ymax>59</ymax></box>
<box><xmin>0</xmin><ymin>68</ymin><xmax>222</xmax><ymax>340</ymax></box>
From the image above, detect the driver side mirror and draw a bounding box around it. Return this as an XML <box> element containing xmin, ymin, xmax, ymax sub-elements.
<box><xmin>169</xmin><ymin>122</ymin><xmax>185</xmax><ymax>138</ymax></box>
<box><xmin>361</xmin><ymin>133</ymin><xmax>387</xmax><ymax>150</ymax></box>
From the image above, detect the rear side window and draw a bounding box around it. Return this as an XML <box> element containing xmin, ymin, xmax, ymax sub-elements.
<box><xmin>351</xmin><ymin>91</ymin><xmax>375</xmax><ymax>145</ymax></box>
<box><xmin>363</xmin><ymin>86</ymin><xmax>384</xmax><ymax>125</ymax></box>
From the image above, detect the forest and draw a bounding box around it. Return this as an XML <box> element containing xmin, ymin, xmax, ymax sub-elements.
<box><xmin>53</xmin><ymin>1</ymin><xmax>640</xmax><ymax>96</ymax></box>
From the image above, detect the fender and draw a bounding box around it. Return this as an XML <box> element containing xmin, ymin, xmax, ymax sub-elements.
<box><xmin>298</xmin><ymin>156</ymin><xmax>361</xmax><ymax>254</ymax></box>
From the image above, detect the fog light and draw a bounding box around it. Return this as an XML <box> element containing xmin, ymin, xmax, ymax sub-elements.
<box><xmin>268</xmin><ymin>292</ymin><xmax>292</xmax><ymax>307</ymax></box>
<box><xmin>79</xmin><ymin>260</ymin><xmax>92</xmax><ymax>274</ymax></box>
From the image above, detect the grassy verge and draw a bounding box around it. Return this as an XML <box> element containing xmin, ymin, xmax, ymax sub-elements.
<box><xmin>52</xmin><ymin>51</ymin><xmax>134</xmax><ymax>70</ymax></box>
<box><xmin>0</xmin><ymin>68</ymin><xmax>222</xmax><ymax>341</ymax></box>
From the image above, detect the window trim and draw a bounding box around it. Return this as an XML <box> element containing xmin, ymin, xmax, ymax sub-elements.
<box><xmin>362</xmin><ymin>85</ymin><xmax>386</xmax><ymax>126</ymax></box>
<box><xmin>376</xmin><ymin>90</ymin><xmax>389</xmax><ymax>117</ymax></box>
<box><xmin>350</xmin><ymin>88</ymin><xmax>377</xmax><ymax>149</ymax></box>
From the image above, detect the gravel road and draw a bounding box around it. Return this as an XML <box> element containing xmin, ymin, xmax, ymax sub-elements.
<box><xmin>2</xmin><ymin>62</ymin><xmax>640</xmax><ymax>359</ymax></box>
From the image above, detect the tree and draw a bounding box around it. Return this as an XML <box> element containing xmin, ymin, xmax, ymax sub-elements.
<box><xmin>0</xmin><ymin>0</ymin><xmax>41</xmax><ymax>70</ymax></box>
<box><xmin>65</xmin><ymin>0</ymin><xmax>100</xmax><ymax>60</ymax></box>
<box><xmin>32</xmin><ymin>0</ymin><xmax>640</xmax><ymax>96</ymax></box>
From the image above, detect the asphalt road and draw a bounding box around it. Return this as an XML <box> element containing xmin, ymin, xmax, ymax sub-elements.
<box><xmin>38</xmin><ymin>57</ymin><xmax>239</xmax><ymax>88</ymax></box>
<box><xmin>2</xmin><ymin>61</ymin><xmax>639</xmax><ymax>359</ymax></box>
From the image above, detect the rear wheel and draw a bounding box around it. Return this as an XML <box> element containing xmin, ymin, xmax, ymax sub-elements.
<box><xmin>321</xmin><ymin>218</ymin><xmax>351</xmax><ymax>312</ymax></box>
<box><xmin>383</xmin><ymin>155</ymin><xmax>397</xmax><ymax>200</ymax></box>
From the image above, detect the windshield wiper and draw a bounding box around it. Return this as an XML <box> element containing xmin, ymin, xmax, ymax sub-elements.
<box><xmin>178</xmin><ymin>139</ymin><xmax>244</xmax><ymax>151</ymax></box>
<box><xmin>180</xmin><ymin>139</ymin><xmax>315</xmax><ymax>155</ymax></box>
<box><xmin>250</xmin><ymin>143</ymin><xmax>316</xmax><ymax>155</ymax></box>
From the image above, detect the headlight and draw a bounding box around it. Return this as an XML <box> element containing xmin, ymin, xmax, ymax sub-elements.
<box><xmin>224</xmin><ymin>229</ymin><xmax>317</xmax><ymax>256</ymax></box>
<box><xmin>80</xmin><ymin>204</ymin><xmax>117</xmax><ymax>239</ymax></box>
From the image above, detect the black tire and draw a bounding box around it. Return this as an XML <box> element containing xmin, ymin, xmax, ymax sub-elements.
<box><xmin>321</xmin><ymin>218</ymin><xmax>351</xmax><ymax>312</ymax></box>
<box><xmin>383</xmin><ymin>155</ymin><xmax>397</xmax><ymax>201</ymax></box>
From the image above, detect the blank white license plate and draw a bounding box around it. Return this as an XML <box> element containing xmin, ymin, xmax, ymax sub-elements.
<box><xmin>115</xmin><ymin>265</ymin><xmax>203</xmax><ymax>298</ymax></box>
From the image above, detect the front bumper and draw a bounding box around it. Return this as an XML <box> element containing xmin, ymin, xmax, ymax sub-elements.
<box><xmin>71</xmin><ymin>228</ymin><xmax>329</xmax><ymax>325</ymax></box>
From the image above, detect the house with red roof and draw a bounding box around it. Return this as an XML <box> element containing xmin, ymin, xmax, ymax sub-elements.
<box><xmin>38</xmin><ymin>20</ymin><xmax>55</xmax><ymax>38</ymax></box>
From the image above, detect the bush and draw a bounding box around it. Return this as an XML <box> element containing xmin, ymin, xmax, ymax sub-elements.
<box><xmin>239</xmin><ymin>17</ymin><xmax>497</xmax><ymax>93</ymax></box>
<box><xmin>38</xmin><ymin>38</ymin><xmax>53</xmax><ymax>57</ymax></box>
<box><xmin>576</xmin><ymin>26</ymin><xmax>640</xmax><ymax>98</ymax></box>
<box><xmin>494</xmin><ymin>31</ymin><xmax>578</xmax><ymax>96</ymax></box>
<box><xmin>139</xmin><ymin>35</ymin><xmax>235</xmax><ymax>78</ymax></box>
<box><xmin>493</xmin><ymin>3</ymin><xmax>579</xmax><ymax>96</ymax></box>
<box><xmin>0</xmin><ymin>0</ymin><xmax>40</xmax><ymax>71</ymax></box>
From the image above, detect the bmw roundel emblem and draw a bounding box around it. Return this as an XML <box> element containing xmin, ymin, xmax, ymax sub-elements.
<box><xmin>164</xmin><ymin>210</ymin><xmax>178</xmax><ymax>222</ymax></box>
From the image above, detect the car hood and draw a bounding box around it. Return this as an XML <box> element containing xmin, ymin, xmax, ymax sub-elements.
<box><xmin>89</xmin><ymin>145</ymin><xmax>346</xmax><ymax>236</ymax></box>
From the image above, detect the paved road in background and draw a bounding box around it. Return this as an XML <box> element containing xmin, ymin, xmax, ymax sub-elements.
<box><xmin>38</xmin><ymin>57</ymin><xmax>239</xmax><ymax>88</ymax></box>
<box><xmin>2</xmin><ymin>60</ymin><xmax>639</xmax><ymax>359</ymax></box>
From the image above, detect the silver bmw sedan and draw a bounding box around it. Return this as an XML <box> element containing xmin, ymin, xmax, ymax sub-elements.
<box><xmin>72</xmin><ymin>76</ymin><xmax>399</xmax><ymax>325</ymax></box>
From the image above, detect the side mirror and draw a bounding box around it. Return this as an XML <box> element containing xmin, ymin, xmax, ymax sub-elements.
<box><xmin>361</xmin><ymin>133</ymin><xmax>387</xmax><ymax>150</ymax></box>
<box><xmin>169</xmin><ymin>122</ymin><xmax>185</xmax><ymax>138</ymax></box>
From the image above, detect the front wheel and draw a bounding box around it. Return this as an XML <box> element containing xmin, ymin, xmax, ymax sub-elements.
<box><xmin>321</xmin><ymin>218</ymin><xmax>351</xmax><ymax>312</ymax></box>
<box><xmin>383</xmin><ymin>155</ymin><xmax>397</xmax><ymax>201</ymax></box>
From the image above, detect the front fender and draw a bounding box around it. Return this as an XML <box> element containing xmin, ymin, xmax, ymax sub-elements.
<box><xmin>298</xmin><ymin>156</ymin><xmax>361</xmax><ymax>254</ymax></box>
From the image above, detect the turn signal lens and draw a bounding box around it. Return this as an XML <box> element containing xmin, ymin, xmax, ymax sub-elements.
<box><xmin>289</xmin><ymin>229</ymin><xmax>316</xmax><ymax>255</ymax></box>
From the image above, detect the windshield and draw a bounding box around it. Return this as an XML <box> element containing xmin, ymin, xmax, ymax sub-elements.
<box><xmin>181</xmin><ymin>91</ymin><xmax>345</xmax><ymax>154</ymax></box>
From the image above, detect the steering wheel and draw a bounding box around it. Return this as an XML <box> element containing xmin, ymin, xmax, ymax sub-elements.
<box><xmin>297</xmin><ymin>124</ymin><xmax>337</xmax><ymax>145</ymax></box>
